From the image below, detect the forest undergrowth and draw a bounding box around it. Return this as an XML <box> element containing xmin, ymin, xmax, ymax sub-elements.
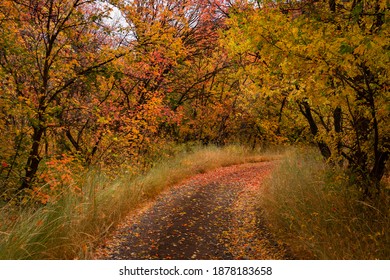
<box><xmin>1</xmin><ymin>145</ymin><xmax>388</xmax><ymax>259</ymax></box>
<box><xmin>258</xmin><ymin>147</ymin><xmax>390</xmax><ymax>260</ymax></box>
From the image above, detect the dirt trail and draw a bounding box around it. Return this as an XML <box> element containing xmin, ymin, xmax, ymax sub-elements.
<box><xmin>94</xmin><ymin>161</ymin><xmax>293</xmax><ymax>260</ymax></box>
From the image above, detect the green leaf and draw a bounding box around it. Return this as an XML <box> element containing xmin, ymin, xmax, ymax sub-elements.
<box><xmin>339</xmin><ymin>42</ymin><xmax>354</xmax><ymax>54</ymax></box>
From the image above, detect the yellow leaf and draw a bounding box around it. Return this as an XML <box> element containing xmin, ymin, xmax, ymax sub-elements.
<box><xmin>354</xmin><ymin>44</ymin><xmax>365</xmax><ymax>55</ymax></box>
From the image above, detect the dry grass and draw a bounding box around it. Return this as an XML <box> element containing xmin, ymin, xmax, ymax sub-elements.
<box><xmin>0</xmin><ymin>144</ymin><xmax>270</xmax><ymax>259</ymax></box>
<box><xmin>258</xmin><ymin>147</ymin><xmax>390</xmax><ymax>259</ymax></box>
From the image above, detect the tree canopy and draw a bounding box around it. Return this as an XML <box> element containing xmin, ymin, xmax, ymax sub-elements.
<box><xmin>0</xmin><ymin>0</ymin><xmax>388</xmax><ymax>200</ymax></box>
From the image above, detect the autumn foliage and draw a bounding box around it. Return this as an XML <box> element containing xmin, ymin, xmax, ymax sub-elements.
<box><xmin>0</xmin><ymin>0</ymin><xmax>389</xmax><ymax>202</ymax></box>
<box><xmin>223</xmin><ymin>0</ymin><xmax>389</xmax><ymax>196</ymax></box>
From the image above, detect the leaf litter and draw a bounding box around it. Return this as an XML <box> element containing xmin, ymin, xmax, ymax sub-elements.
<box><xmin>93</xmin><ymin>161</ymin><xmax>294</xmax><ymax>259</ymax></box>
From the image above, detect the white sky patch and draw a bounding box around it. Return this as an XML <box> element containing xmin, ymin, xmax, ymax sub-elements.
<box><xmin>95</xmin><ymin>0</ymin><xmax>132</xmax><ymax>46</ymax></box>
<box><xmin>95</xmin><ymin>0</ymin><xmax>129</xmax><ymax>29</ymax></box>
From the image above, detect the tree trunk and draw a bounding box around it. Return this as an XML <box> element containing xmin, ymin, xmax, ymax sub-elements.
<box><xmin>370</xmin><ymin>151</ymin><xmax>388</xmax><ymax>186</ymax></box>
<box><xmin>333</xmin><ymin>106</ymin><xmax>343</xmax><ymax>157</ymax></box>
<box><xmin>19</xmin><ymin>125</ymin><xmax>45</xmax><ymax>191</ymax></box>
<box><xmin>298</xmin><ymin>100</ymin><xmax>332</xmax><ymax>159</ymax></box>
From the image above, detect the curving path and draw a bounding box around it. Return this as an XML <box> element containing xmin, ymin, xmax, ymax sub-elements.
<box><xmin>94</xmin><ymin>161</ymin><xmax>293</xmax><ymax>260</ymax></box>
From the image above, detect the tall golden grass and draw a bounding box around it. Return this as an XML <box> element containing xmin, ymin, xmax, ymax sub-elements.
<box><xmin>258</xmin><ymin>147</ymin><xmax>389</xmax><ymax>259</ymax></box>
